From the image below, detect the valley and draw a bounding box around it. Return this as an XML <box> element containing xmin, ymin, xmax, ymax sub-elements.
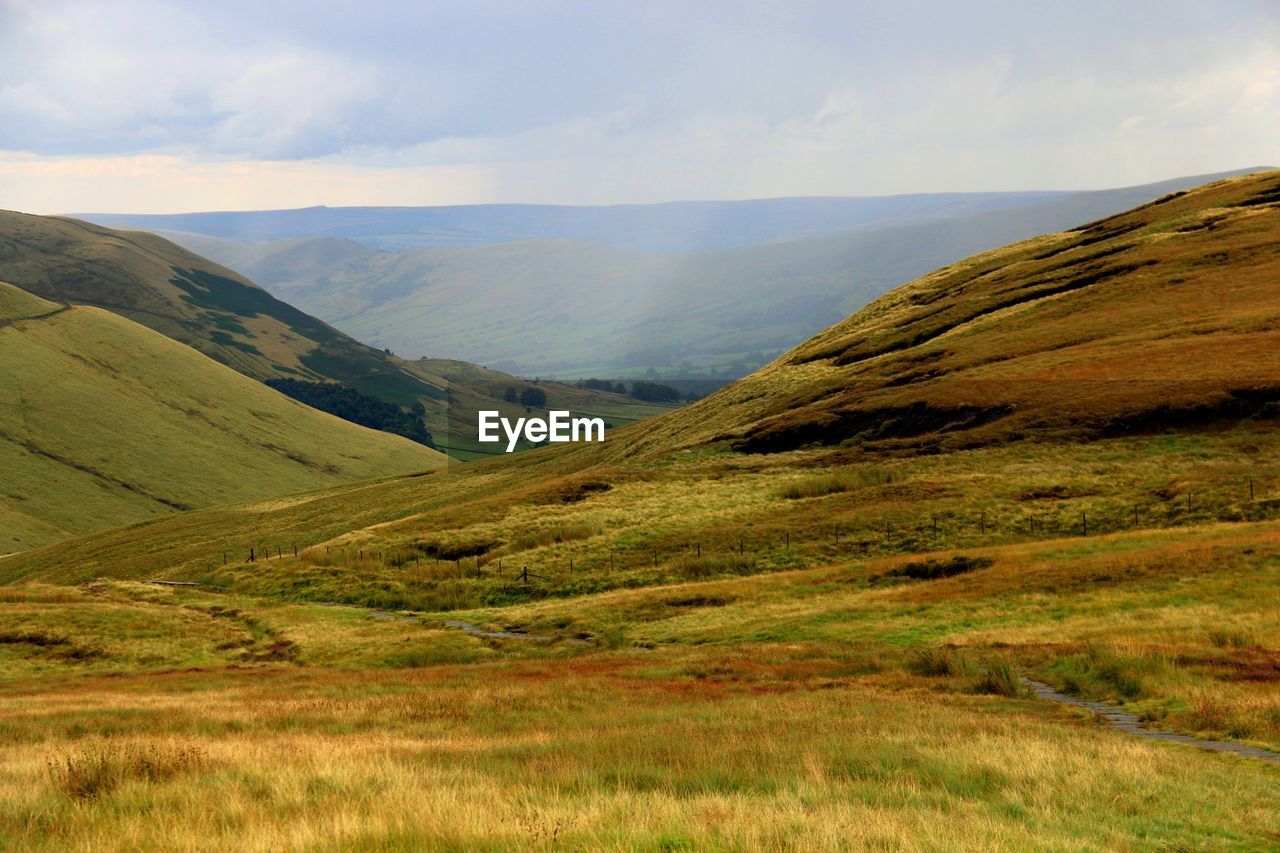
<box><xmin>2</xmin><ymin>170</ymin><xmax>1279</xmax><ymax>849</ymax></box>
<box><xmin>129</xmin><ymin>169</ymin><xmax>1265</xmax><ymax>378</ymax></box>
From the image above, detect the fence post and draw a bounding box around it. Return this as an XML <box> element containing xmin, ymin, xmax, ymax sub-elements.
<box><xmin>979</xmin><ymin>512</ymin><xmax>985</xmax><ymax>535</ymax></box>
<box><xmin>248</xmin><ymin>547</ymin><xmax>255</xmax><ymax>563</ymax></box>
<box><xmin>1081</xmin><ymin>511</ymin><xmax>1087</xmax><ymax>537</ymax></box>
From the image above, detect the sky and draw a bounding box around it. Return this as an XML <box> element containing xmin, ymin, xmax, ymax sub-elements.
<box><xmin>1</xmin><ymin>0</ymin><xmax>1278</xmax><ymax>213</ymax></box>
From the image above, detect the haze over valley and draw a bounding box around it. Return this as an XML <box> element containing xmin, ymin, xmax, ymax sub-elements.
<box><xmin>95</xmin><ymin>169</ymin><xmax>1264</xmax><ymax>378</ymax></box>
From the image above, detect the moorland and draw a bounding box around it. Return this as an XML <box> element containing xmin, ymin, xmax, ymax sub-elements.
<box><xmin>2</xmin><ymin>170</ymin><xmax>1280</xmax><ymax>849</ymax></box>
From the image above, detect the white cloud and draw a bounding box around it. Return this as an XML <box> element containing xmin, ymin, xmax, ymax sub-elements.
<box><xmin>0</xmin><ymin>0</ymin><xmax>1276</xmax><ymax>210</ymax></box>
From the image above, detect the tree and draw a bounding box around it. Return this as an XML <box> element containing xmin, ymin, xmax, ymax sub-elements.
<box><xmin>630</xmin><ymin>380</ymin><xmax>681</xmax><ymax>402</ymax></box>
<box><xmin>503</xmin><ymin>387</ymin><xmax>519</xmax><ymax>403</ymax></box>
<box><xmin>519</xmin><ymin>386</ymin><xmax>547</xmax><ymax>407</ymax></box>
<box><xmin>265</xmin><ymin>378</ymin><xmax>435</xmax><ymax>448</ymax></box>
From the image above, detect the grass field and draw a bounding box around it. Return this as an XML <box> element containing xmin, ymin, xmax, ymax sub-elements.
<box><xmin>1</xmin><ymin>513</ymin><xmax>1278</xmax><ymax>850</ymax></box>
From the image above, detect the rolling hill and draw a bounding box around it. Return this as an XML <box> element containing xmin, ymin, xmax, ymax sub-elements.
<box><xmin>628</xmin><ymin>167</ymin><xmax>1280</xmax><ymax>456</ymax></box>
<box><xmin>153</xmin><ymin>169</ymin><xmax>1269</xmax><ymax>377</ymax></box>
<box><xmin>6</xmin><ymin>168</ymin><xmax>1279</xmax><ymax>581</ymax></box>
<box><xmin>0</xmin><ymin>210</ymin><xmax>674</xmax><ymax>460</ymax></box>
<box><xmin>6</xmin><ymin>172</ymin><xmax>1280</xmax><ymax>849</ymax></box>
<box><xmin>0</xmin><ymin>209</ymin><xmax>443</xmax><ymax>402</ymax></box>
<box><xmin>0</xmin><ymin>280</ymin><xmax>443</xmax><ymax>552</ymax></box>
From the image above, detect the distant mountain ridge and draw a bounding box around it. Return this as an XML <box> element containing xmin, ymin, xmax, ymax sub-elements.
<box><xmin>143</xmin><ymin>168</ymin><xmax>1272</xmax><ymax>378</ymax></box>
<box><xmin>79</xmin><ymin>192</ymin><xmax>1067</xmax><ymax>253</ymax></box>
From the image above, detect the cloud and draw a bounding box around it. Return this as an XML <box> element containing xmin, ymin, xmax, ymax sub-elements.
<box><xmin>0</xmin><ymin>0</ymin><xmax>1277</xmax><ymax>211</ymax></box>
<box><xmin>0</xmin><ymin>152</ymin><xmax>496</xmax><ymax>213</ymax></box>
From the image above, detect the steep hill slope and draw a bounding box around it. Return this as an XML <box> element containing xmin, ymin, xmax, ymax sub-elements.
<box><xmin>0</xmin><ymin>280</ymin><xmax>443</xmax><ymax>552</ymax></box>
<box><xmin>165</xmin><ymin>169</ymin><xmax>1267</xmax><ymax>377</ymax></box>
<box><xmin>0</xmin><ymin>211</ymin><xmax>673</xmax><ymax>459</ymax></box>
<box><xmin>0</xmin><ymin>210</ymin><xmax>444</xmax><ymax>405</ymax></box>
<box><xmin>627</xmin><ymin>168</ymin><xmax>1280</xmax><ymax>455</ymax></box>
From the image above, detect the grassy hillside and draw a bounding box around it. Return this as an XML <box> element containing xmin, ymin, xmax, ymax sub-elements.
<box><xmin>629</xmin><ymin>168</ymin><xmax>1280</xmax><ymax>455</ymax></box>
<box><xmin>7</xmin><ymin>169</ymin><xmax>1279</xmax><ymax>578</ymax></box>
<box><xmin>5</xmin><ymin>171</ymin><xmax>1280</xmax><ymax>848</ymax></box>
<box><xmin>0</xmin><ymin>209</ymin><xmax>446</xmax><ymax>404</ymax></box>
<box><xmin>164</xmin><ymin>169</ymin><xmax>1266</xmax><ymax>377</ymax></box>
<box><xmin>0</xmin><ymin>280</ymin><xmax>442</xmax><ymax>551</ymax></box>
<box><xmin>0</xmin><ymin>210</ymin><xmax>673</xmax><ymax>460</ymax></box>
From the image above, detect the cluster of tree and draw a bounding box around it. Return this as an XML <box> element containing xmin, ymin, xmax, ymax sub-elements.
<box><xmin>628</xmin><ymin>380</ymin><xmax>683</xmax><ymax>402</ymax></box>
<box><xmin>265</xmin><ymin>378</ymin><xmax>435</xmax><ymax>447</ymax></box>
<box><xmin>502</xmin><ymin>386</ymin><xmax>547</xmax><ymax>407</ymax></box>
<box><xmin>574</xmin><ymin>377</ymin><xmax>693</xmax><ymax>402</ymax></box>
<box><xmin>576</xmin><ymin>378</ymin><xmax>627</xmax><ymax>394</ymax></box>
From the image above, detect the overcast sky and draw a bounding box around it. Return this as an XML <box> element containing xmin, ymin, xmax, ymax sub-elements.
<box><xmin>1</xmin><ymin>0</ymin><xmax>1277</xmax><ymax>213</ymax></box>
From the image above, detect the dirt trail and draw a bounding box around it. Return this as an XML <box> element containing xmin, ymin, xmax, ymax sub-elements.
<box><xmin>1023</xmin><ymin>678</ymin><xmax>1280</xmax><ymax>764</ymax></box>
<box><xmin>369</xmin><ymin>611</ymin><xmax>563</xmax><ymax>642</ymax></box>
